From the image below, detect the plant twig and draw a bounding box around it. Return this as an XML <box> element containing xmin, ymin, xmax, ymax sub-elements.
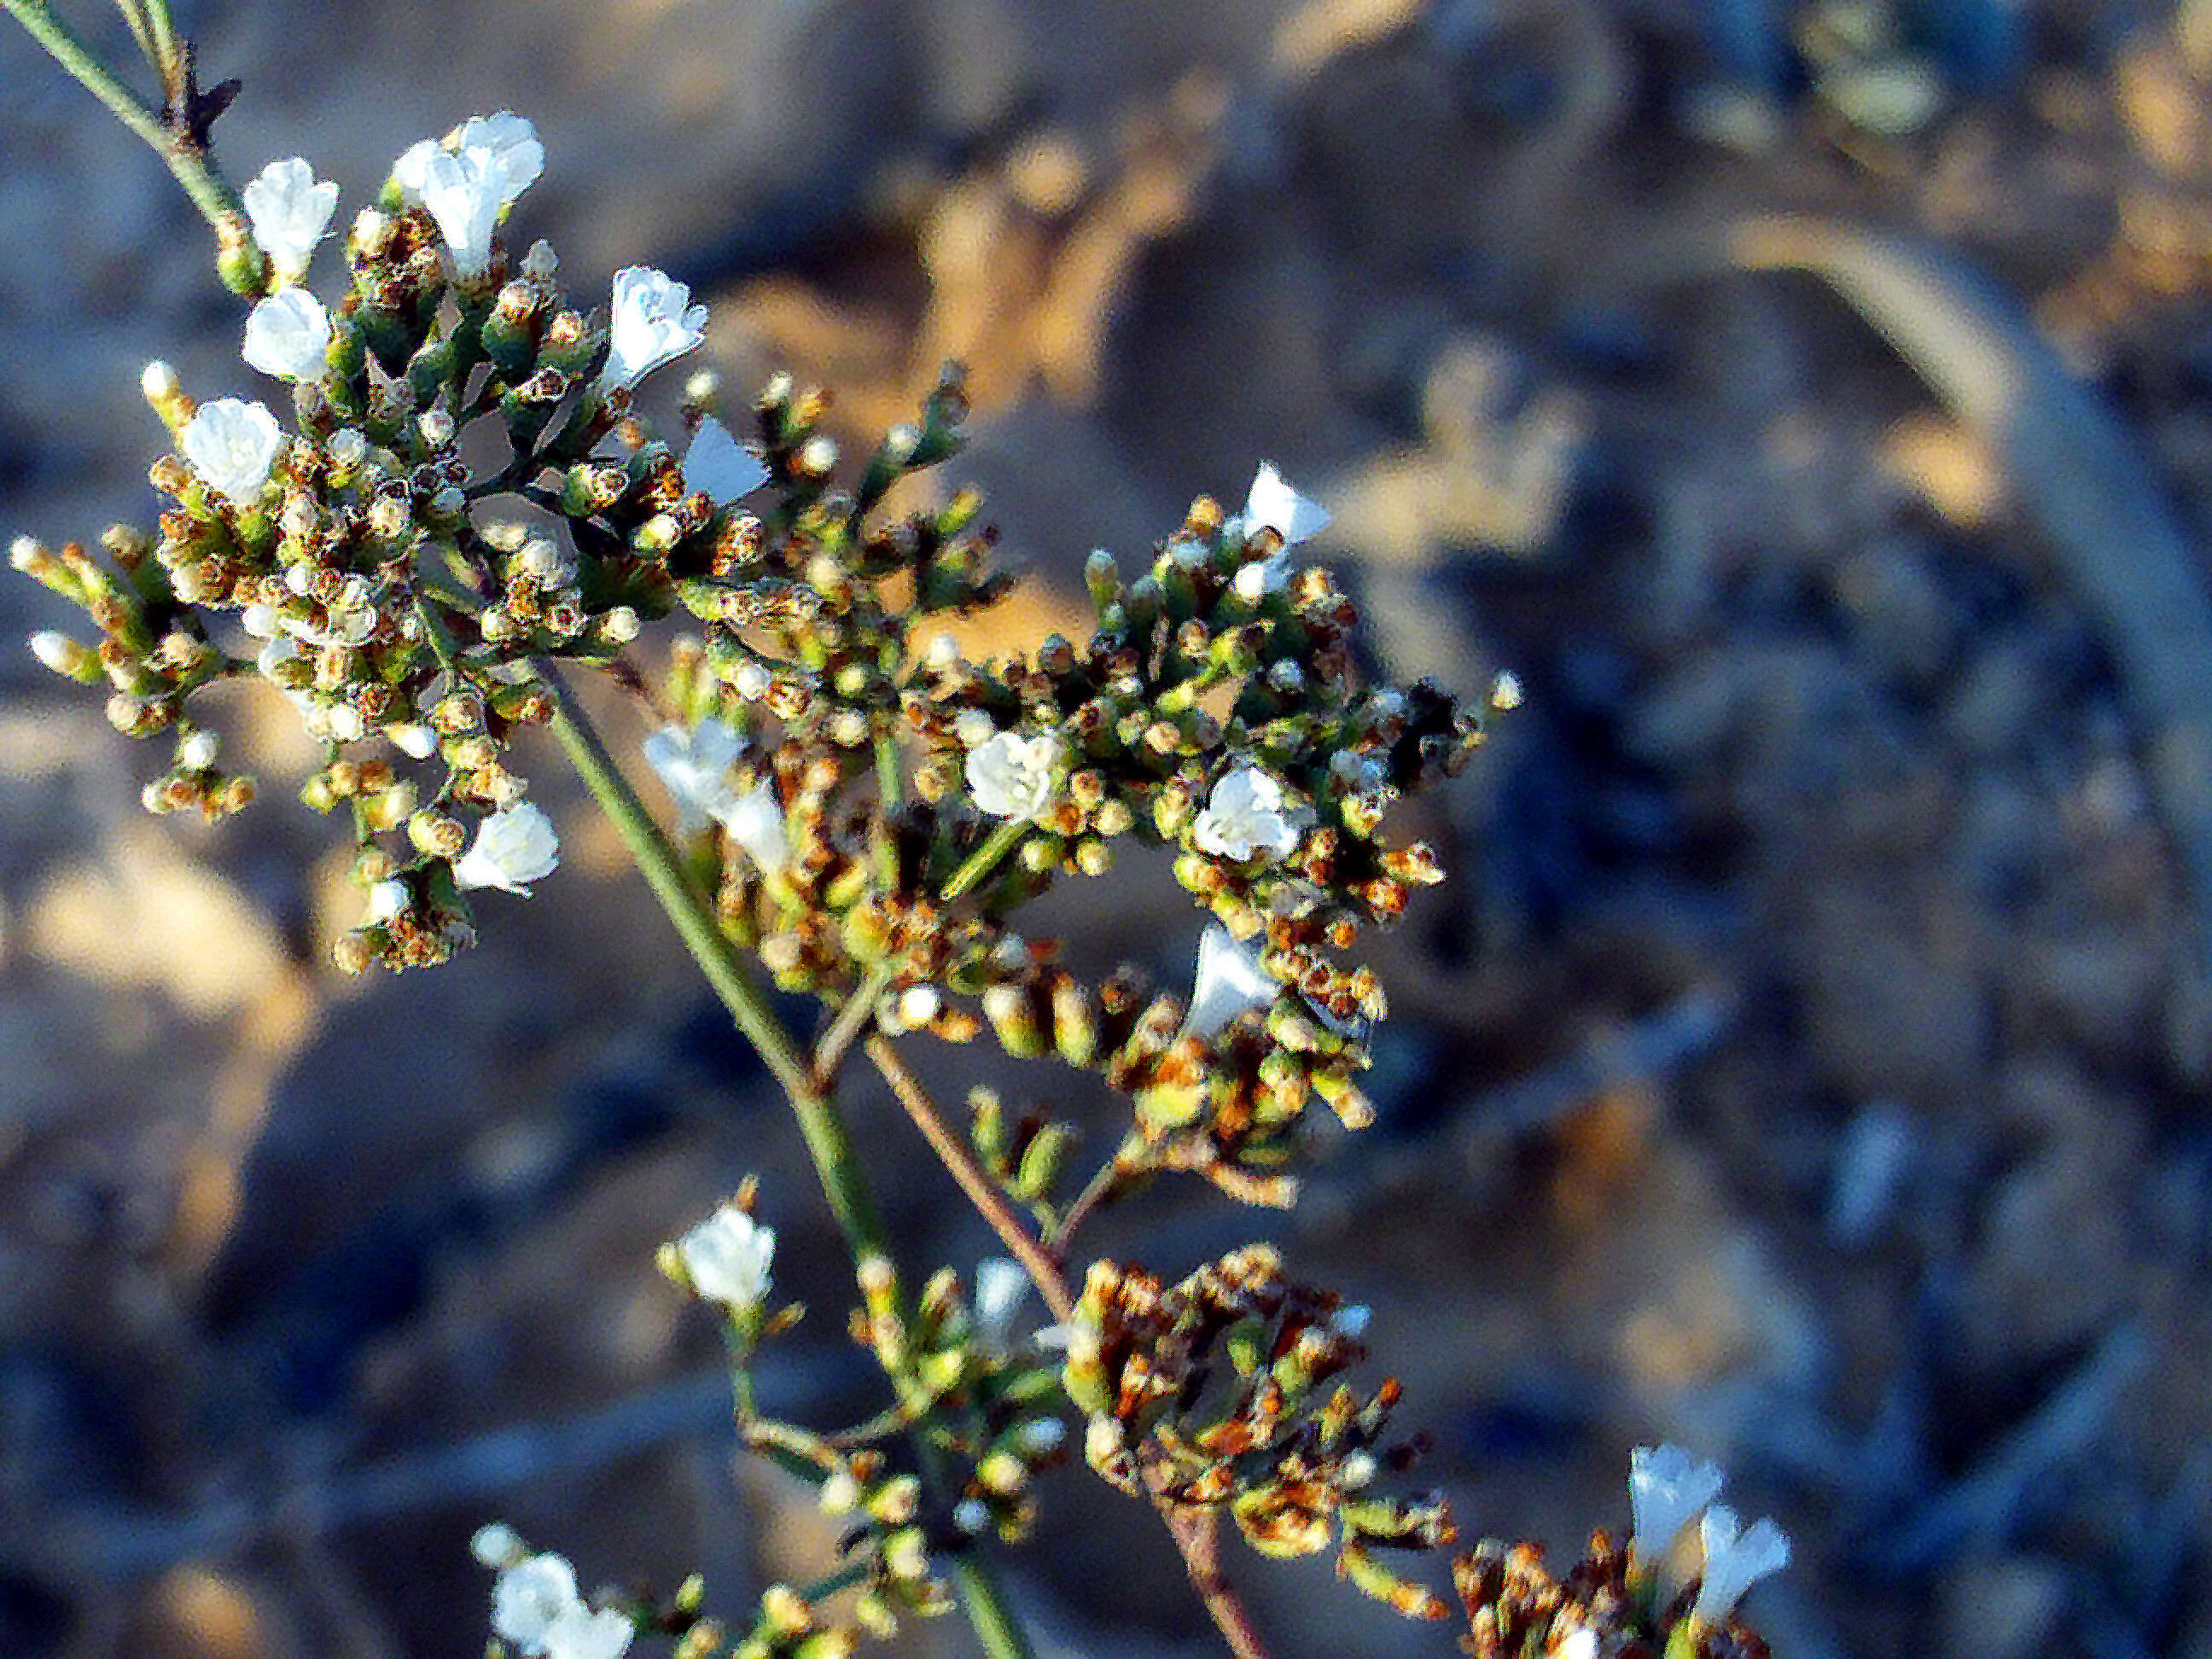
<box><xmin>1155</xmin><ymin>1502</ymin><xmax>1274</xmax><ymax>1659</ymax></box>
<box><xmin>538</xmin><ymin>663</ymin><xmax>1035</xmax><ymax>1659</ymax></box>
<box><xmin>3</xmin><ymin>0</ymin><xmax>248</xmax><ymax>246</ymax></box>
<box><xmin>864</xmin><ymin>1032</ymin><xmax>1276</xmax><ymax>1659</ymax></box>
<box><xmin>1045</xmin><ymin>1133</ymin><xmax>1147</xmax><ymax>1262</ymax></box>
<box><xmin>865</xmin><ymin>1032</ymin><xmax>1074</xmax><ymax>1324</ymax></box>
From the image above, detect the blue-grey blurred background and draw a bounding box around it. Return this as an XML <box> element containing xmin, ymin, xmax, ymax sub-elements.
<box><xmin>4</xmin><ymin>1</ymin><xmax>2211</xmax><ymax>1656</ymax></box>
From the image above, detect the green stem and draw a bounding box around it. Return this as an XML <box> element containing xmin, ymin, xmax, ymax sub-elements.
<box><xmin>537</xmin><ymin>660</ymin><xmax>817</xmax><ymax>1107</ymax></box>
<box><xmin>3</xmin><ymin>0</ymin><xmax>247</xmax><ymax>240</ymax></box>
<box><xmin>810</xmin><ymin>812</ymin><xmax>1033</xmax><ymax>1085</ymax></box>
<box><xmin>535</xmin><ymin>662</ymin><xmax>1033</xmax><ymax>1659</ymax></box>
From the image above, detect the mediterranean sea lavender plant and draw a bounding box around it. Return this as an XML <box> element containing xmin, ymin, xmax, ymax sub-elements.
<box><xmin>5</xmin><ymin>4</ymin><xmax>1790</xmax><ymax>1657</ymax></box>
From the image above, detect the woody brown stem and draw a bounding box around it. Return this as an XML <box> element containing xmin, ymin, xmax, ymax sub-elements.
<box><xmin>864</xmin><ymin>1031</ymin><xmax>1074</xmax><ymax>1324</ymax></box>
<box><xmin>1157</xmin><ymin>1499</ymin><xmax>1274</xmax><ymax>1659</ymax></box>
<box><xmin>864</xmin><ymin>1031</ymin><xmax>1277</xmax><ymax>1659</ymax></box>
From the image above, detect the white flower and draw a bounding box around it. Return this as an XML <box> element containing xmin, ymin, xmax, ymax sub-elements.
<box><xmin>492</xmin><ymin>1553</ymin><xmax>581</xmax><ymax>1652</ymax></box>
<box><xmin>600</xmin><ymin>266</ymin><xmax>709</xmax><ymax>391</ymax></box>
<box><xmin>678</xmin><ymin>1202</ymin><xmax>776</xmax><ymax>1308</ymax></box>
<box><xmin>393</xmin><ymin>112</ymin><xmax>543</xmax><ymax>208</ymax></box>
<box><xmin>544</xmin><ymin>1604</ymin><xmax>632</xmax><ymax>1659</ymax></box>
<box><xmin>242</xmin><ymin>288</ymin><xmax>332</xmax><ymax>382</ymax></box>
<box><xmin>1628</xmin><ymin>1444</ymin><xmax>1726</xmax><ymax>1575</ymax></box>
<box><xmin>364</xmin><ymin>879</ymin><xmax>410</xmax><ymax>923</ymax></box>
<box><xmin>1237</xmin><ymin>461</ymin><xmax>1331</xmax><ymax>544</ymax></box>
<box><xmin>684</xmin><ymin>416</ymin><xmax>769</xmax><ymax>502</ymax></box>
<box><xmin>180</xmin><ymin>399</ymin><xmax>285</xmax><ymax>503</ymax></box>
<box><xmin>973</xmin><ymin>1257</ymin><xmax>1030</xmax><ymax>1348</ymax></box>
<box><xmin>419</xmin><ymin>147</ymin><xmax>505</xmax><ymax>277</ymax></box>
<box><xmin>1692</xmin><ymin>1506</ymin><xmax>1790</xmax><ymax>1627</ymax></box>
<box><xmin>953</xmin><ymin>1496</ymin><xmax>992</xmax><ymax>1536</ymax></box>
<box><xmin>1554</xmin><ymin>1631</ymin><xmax>1598</xmax><ymax>1659</ymax></box>
<box><xmin>452</xmin><ymin>802</ymin><xmax>560</xmax><ymax>895</ymax></box>
<box><xmin>718</xmin><ymin>778</ymin><xmax>789</xmax><ymax>873</ymax></box>
<box><xmin>1180</xmin><ymin>923</ymin><xmax>1279</xmax><ymax>1040</ymax></box>
<box><xmin>242</xmin><ymin>158</ymin><xmax>338</xmax><ymax>285</ymax></box>
<box><xmin>965</xmin><ymin>731</ymin><xmax>1063</xmax><ymax>819</ymax></box>
<box><xmin>451</xmin><ymin>112</ymin><xmax>544</xmax><ymax>203</ymax></box>
<box><xmin>1191</xmin><ymin>765</ymin><xmax>1309</xmax><ymax>861</ymax></box>
<box><xmin>642</xmin><ymin>719</ymin><xmax>742</xmax><ymax>833</ymax></box>
<box><xmin>1224</xmin><ymin>463</ymin><xmax>1330</xmax><ymax>597</ymax></box>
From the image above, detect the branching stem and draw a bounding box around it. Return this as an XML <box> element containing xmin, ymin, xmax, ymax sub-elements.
<box><xmin>4</xmin><ymin>0</ymin><xmax>247</xmax><ymax>241</ymax></box>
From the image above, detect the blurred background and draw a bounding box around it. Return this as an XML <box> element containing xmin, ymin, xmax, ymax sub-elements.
<box><xmin>4</xmin><ymin>0</ymin><xmax>2212</xmax><ymax>1655</ymax></box>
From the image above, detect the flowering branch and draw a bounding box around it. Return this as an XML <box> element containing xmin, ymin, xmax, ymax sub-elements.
<box><xmin>6</xmin><ymin>14</ymin><xmax>1802</xmax><ymax>1649</ymax></box>
<box><xmin>541</xmin><ymin>663</ymin><xmax>1038</xmax><ymax>1659</ymax></box>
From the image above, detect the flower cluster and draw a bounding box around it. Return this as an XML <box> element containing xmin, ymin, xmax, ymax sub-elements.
<box><xmin>726</xmin><ymin>1252</ymin><xmax>1068</xmax><ymax>1642</ymax></box>
<box><xmin>1058</xmin><ymin>1243</ymin><xmax>1456</xmax><ymax>1619</ymax></box>
<box><xmin>16</xmin><ymin>112</ymin><xmax>764</xmax><ymax>971</ymax></box>
<box><xmin>1447</xmin><ymin>1447</ymin><xmax>1789</xmax><ymax>1659</ymax></box>
<box><xmin>474</xmin><ymin>1528</ymin><xmax>634</xmax><ymax>1659</ymax></box>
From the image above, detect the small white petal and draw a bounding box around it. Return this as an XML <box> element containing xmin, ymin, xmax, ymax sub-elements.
<box><xmin>365</xmin><ymin>879</ymin><xmax>410</xmax><ymax>923</ymax></box>
<box><xmin>243</xmin><ymin>158</ymin><xmax>339</xmax><ymax>284</ymax></box>
<box><xmin>973</xmin><ymin>1257</ymin><xmax>1030</xmax><ymax>1348</ymax></box>
<box><xmin>386</xmin><ymin>723</ymin><xmax>439</xmax><ymax>760</ymax></box>
<box><xmin>1191</xmin><ymin>765</ymin><xmax>1309</xmax><ymax>862</ymax></box>
<box><xmin>684</xmin><ymin>416</ymin><xmax>769</xmax><ymax>503</ymax></box>
<box><xmin>242</xmin><ymin>288</ymin><xmax>333</xmax><ymax>382</ymax></box>
<box><xmin>543</xmin><ymin>1604</ymin><xmax>632</xmax><ymax>1659</ymax></box>
<box><xmin>420</xmin><ymin>147</ymin><xmax>504</xmax><ymax>277</ymax></box>
<box><xmin>953</xmin><ymin>1497</ymin><xmax>992</xmax><ymax>1536</ymax></box>
<box><xmin>715</xmin><ymin>778</ymin><xmax>789</xmax><ymax>873</ymax></box>
<box><xmin>180</xmin><ymin>399</ymin><xmax>286</xmax><ymax>503</ymax></box>
<box><xmin>492</xmin><ymin>1554</ymin><xmax>581</xmax><ymax>1651</ymax></box>
<box><xmin>179</xmin><ymin>730</ymin><xmax>219</xmax><ymax>771</ymax></box>
<box><xmin>965</xmin><ymin>731</ymin><xmax>1063</xmax><ymax>819</ymax></box>
<box><xmin>643</xmin><ymin>719</ymin><xmax>743</xmax><ymax>833</ymax></box>
<box><xmin>678</xmin><ymin>1203</ymin><xmax>776</xmax><ymax>1307</ymax></box>
<box><xmin>1180</xmin><ymin>923</ymin><xmax>1279</xmax><ymax>1040</ymax></box>
<box><xmin>470</xmin><ymin>1522</ymin><xmax>527</xmax><ymax>1569</ymax></box>
<box><xmin>1692</xmin><ymin>1507</ymin><xmax>1790</xmax><ymax>1627</ymax></box>
<box><xmin>1242</xmin><ymin>461</ymin><xmax>1331</xmax><ymax>545</ymax></box>
<box><xmin>451</xmin><ymin>802</ymin><xmax>559</xmax><ymax>895</ymax></box>
<box><xmin>390</xmin><ymin>139</ymin><xmax>439</xmax><ymax>206</ymax></box>
<box><xmin>28</xmin><ymin>632</ymin><xmax>79</xmax><ymax>675</ymax></box>
<box><xmin>1017</xmin><ymin>1416</ymin><xmax>1067</xmax><ymax>1455</ymax></box>
<box><xmin>601</xmin><ymin>266</ymin><xmax>709</xmax><ymax>391</ymax></box>
<box><xmin>1629</xmin><ymin>1444</ymin><xmax>1726</xmax><ymax>1575</ymax></box>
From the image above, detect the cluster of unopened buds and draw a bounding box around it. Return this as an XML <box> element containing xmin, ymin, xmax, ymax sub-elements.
<box><xmin>14</xmin><ymin>94</ymin><xmax>1790</xmax><ymax>1659</ymax></box>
